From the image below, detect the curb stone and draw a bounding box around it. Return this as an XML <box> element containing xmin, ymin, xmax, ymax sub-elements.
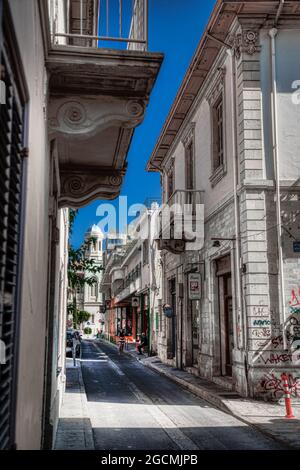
<box><xmin>94</xmin><ymin>339</ymin><xmax>298</xmax><ymax>449</ymax></box>
<box><xmin>78</xmin><ymin>362</ymin><xmax>95</xmax><ymax>450</ymax></box>
<box><xmin>143</xmin><ymin>360</ymin><xmax>296</xmax><ymax>450</ymax></box>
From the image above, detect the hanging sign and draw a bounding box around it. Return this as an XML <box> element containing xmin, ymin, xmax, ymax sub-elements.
<box><xmin>188</xmin><ymin>273</ymin><xmax>201</xmax><ymax>300</ymax></box>
<box><xmin>293</xmin><ymin>241</ymin><xmax>300</xmax><ymax>253</ymax></box>
<box><xmin>132</xmin><ymin>297</ymin><xmax>140</xmax><ymax>307</ymax></box>
<box><xmin>163</xmin><ymin>304</ymin><xmax>174</xmax><ymax>318</ymax></box>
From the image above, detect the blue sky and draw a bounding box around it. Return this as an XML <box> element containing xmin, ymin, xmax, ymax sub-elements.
<box><xmin>71</xmin><ymin>0</ymin><xmax>215</xmax><ymax>248</ymax></box>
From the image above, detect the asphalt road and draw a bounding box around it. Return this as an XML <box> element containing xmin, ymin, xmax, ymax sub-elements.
<box><xmin>80</xmin><ymin>339</ymin><xmax>283</xmax><ymax>451</ymax></box>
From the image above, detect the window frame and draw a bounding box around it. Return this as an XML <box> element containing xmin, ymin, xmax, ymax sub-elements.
<box><xmin>213</xmin><ymin>94</ymin><xmax>225</xmax><ymax>172</ymax></box>
<box><xmin>167</xmin><ymin>167</ymin><xmax>174</xmax><ymax>201</ymax></box>
<box><xmin>206</xmin><ymin>67</ymin><xmax>227</xmax><ymax>187</ymax></box>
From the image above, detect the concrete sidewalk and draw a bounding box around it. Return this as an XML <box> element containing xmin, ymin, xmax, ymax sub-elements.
<box><xmin>140</xmin><ymin>356</ymin><xmax>300</xmax><ymax>450</ymax></box>
<box><xmin>54</xmin><ymin>358</ymin><xmax>94</xmax><ymax>450</ymax></box>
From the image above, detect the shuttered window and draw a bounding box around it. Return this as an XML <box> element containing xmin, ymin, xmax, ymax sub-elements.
<box><xmin>0</xmin><ymin>17</ymin><xmax>25</xmax><ymax>450</ymax></box>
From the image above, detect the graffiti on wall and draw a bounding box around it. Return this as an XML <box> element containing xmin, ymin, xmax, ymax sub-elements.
<box><xmin>259</xmin><ymin>352</ymin><xmax>300</xmax><ymax>365</ymax></box>
<box><xmin>249</xmin><ymin>290</ymin><xmax>300</xmax><ymax>400</ymax></box>
<box><xmin>249</xmin><ymin>306</ymin><xmax>272</xmax><ymax>317</ymax></box>
<box><xmin>249</xmin><ymin>328</ymin><xmax>271</xmax><ymax>339</ymax></box>
<box><xmin>289</xmin><ymin>287</ymin><xmax>300</xmax><ymax>308</ymax></box>
<box><xmin>260</xmin><ymin>372</ymin><xmax>300</xmax><ymax>400</ymax></box>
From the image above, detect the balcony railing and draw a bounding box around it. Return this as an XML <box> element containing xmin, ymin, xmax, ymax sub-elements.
<box><xmin>48</xmin><ymin>0</ymin><xmax>148</xmax><ymax>50</ymax></box>
<box><xmin>165</xmin><ymin>190</ymin><xmax>205</xmax><ymax>216</ymax></box>
<box><xmin>155</xmin><ymin>190</ymin><xmax>205</xmax><ymax>253</ymax></box>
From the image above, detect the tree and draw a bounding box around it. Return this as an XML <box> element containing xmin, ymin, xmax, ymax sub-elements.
<box><xmin>68</xmin><ymin>210</ymin><xmax>103</xmax><ymax>325</ymax></box>
<box><xmin>73</xmin><ymin>309</ymin><xmax>91</xmax><ymax>329</ymax></box>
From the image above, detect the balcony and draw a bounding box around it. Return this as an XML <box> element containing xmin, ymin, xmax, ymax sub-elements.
<box><xmin>156</xmin><ymin>190</ymin><xmax>205</xmax><ymax>254</ymax></box>
<box><xmin>42</xmin><ymin>0</ymin><xmax>163</xmax><ymax>207</ymax></box>
<box><xmin>114</xmin><ymin>263</ymin><xmax>141</xmax><ymax>302</ymax></box>
<box><xmin>111</xmin><ymin>267</ymin><xmax>125</xmax><ymax>284</ymax></box>
<box><xmin>48</xmin><ymin>0</ymin><xmax>148</xmax><ymax>50</ymax></box>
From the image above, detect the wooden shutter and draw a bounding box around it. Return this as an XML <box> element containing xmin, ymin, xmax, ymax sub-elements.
<box><xmin>0</xmin><ymin>12</ymin><xmax>25</xmax><ymax>449</ymax></box>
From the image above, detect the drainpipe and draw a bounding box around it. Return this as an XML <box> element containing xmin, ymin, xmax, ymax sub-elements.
<box><xmin>269</xmin><ymin>23</ymin><xmax>287</xmax><ymax>349</ymax></box>
<box><xmin>227</xmin><ymin>49</ymin><xmax>246</xmax><ymax>356</ymax></box>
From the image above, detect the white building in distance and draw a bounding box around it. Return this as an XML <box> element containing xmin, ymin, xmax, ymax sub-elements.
<box><xmin>76</xmin><ymin>225</ymin><xmax>104</xmax><ymax>336</ymax></box>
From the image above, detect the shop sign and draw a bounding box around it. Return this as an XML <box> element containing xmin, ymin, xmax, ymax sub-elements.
<box><xmin>163</xmin><ymin>304</ymin><xmax>174</xmax><ymax>318</ymax></box>
<box><xmin>188</xmin><ymin>273</ymin><xmax>201</xmax><ymax>300</ymax></box>
<box><xmin>293</xmin><ymin>241</ymin><xmax>300</xmax><ymax>253</ymax></box>
<box><xmin>132</xmin><ymin>297</ymin><xmax>140</xmax><ymax>307</ymax></box>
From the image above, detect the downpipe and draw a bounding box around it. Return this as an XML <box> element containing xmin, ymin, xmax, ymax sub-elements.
<box><xmin>227</xmin><ymin>48</ymin><xmax>248</xmax><ymax>392</ymax></box>
<box><xmin>269</xmin><ymin>26</ymin><xmax>287</xmax><ymax>350</ymax></box>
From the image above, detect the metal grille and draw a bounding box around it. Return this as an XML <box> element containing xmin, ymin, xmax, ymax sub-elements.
<box><xmin>49</xmin><ymin>0</ymin><xmax>148</xmax><ymax>50</ymax></box>
<box><xmin>0</xmin><ymin>37</ymin><xmax>24</xmax><ymax>450</ymax></box>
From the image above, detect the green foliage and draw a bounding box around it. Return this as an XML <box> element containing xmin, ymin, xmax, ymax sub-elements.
<box><xmin>84</xmin><ymin>327</ymin><xmax>92</xmax><ymax>335</ymax></box>
<box><xmin>68</xmin><ymin>237</ymin><xmax>103</xmax><ymax>289</ymax></box>
<box><xmin>67</xmin><ymin>212</ymin><xmax>103</xmax><ymax>331</ymax></box>
<box><xmin>70</xmin><ymin>308</ymin><xmax>91</xmax><ymax>329</ymax></box>
<box><xmin>68</xmin><ymin>211</ymin><xmax>103</xmax><ymax>291</ymax></box>
<box><xmin>77</xmin><ymin>310</ymin><xmax>91</xmax><ymax>324</ymax></box>
<box><xmin>69</xmin><ymin>209</ymin><xmax>78</xmax><ymax>236</ymax></box>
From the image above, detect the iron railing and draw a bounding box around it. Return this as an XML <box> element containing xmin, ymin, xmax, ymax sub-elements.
<box><xmin>48</xmin><ymin>0</ymin><xmax>148</xmax><ymax>50</ymax></box>
<box><xmin>165</xmin><ymin>190</ymin><xmax>205</xmax><ymax>216</ymax></box>
<box><xmin>114</xmin><ymin>262</ymin><xmax>141</xmax><ymax>296</ymax></box>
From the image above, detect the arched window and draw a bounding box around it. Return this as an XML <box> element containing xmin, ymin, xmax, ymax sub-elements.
<box><xmin>91</xmin><ymin>282</ymin><xmax>97</xmax><ymax>297</ymax></box>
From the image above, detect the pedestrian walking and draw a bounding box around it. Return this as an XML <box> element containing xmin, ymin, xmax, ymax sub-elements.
<box><xmin>137</xmin><ymin>332</ymin><xmax>147</xmax><ymax>355</ymax></box>
<box><xmin>118</xmin><ymin>329</ymin><xmax>126</xmax><ymax>354</ymax></box>
<box><xmin>72</xmin><ymin>331</ymin><xmax>80</xmax><ymax>366</ymax></box>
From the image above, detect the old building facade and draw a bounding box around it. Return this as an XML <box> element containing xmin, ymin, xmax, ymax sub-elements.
<box><xmin>74</xmin><ymin>225</ymin><xmax>104</xmax><ymax>336</ymax></box>
<box><xmin>147</xmin><ymin>1</ymin><xmax>300</xmax><ymax>400</ymax></box>
<box><xmin>100</xmin><ymin>206</ymin><xmax>162</xmax><ymax>352</ymax></box>
<box><xmin>0</xmin><ymin>0</ymin><xmax>162</xmax><ymax>449</ymax></box>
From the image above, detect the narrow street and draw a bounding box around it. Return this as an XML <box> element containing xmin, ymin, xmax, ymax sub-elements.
<box><xmin>80</xmin><ymin>340</ymin><xmax>283</xmax><ymax>451</ymax></box>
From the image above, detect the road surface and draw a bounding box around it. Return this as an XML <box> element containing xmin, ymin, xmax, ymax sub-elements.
<box><xmin>80</xmin><ymin>340</ymin><xmax>283</xmax><ymax>450</ymax></box>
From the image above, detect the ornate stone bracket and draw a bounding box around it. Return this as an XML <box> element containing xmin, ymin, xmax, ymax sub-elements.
<box><xmin>228</xmin><ymin>30</ymin><xmax>261</xmax><ymax>60</ymax></box>
<box><xmin>49</xmin><ymin>98</ymin><xmax>146</xmax><ymax>138</ymax></box>
<box><xmin>59</xmin><ymin>167</ymin><xmax>127</xmax><ymax>208</ymax></box>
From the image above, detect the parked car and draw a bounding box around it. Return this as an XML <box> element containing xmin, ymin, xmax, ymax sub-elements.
<box><xmin>66</xmin><ymin>329</ymin><xmax>81</xmax><ymax>357</ymax></box>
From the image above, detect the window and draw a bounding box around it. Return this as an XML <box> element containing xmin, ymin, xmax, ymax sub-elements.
<box><xmin>185</xmin><ymin>141</ymin><xmax>194</xmax><ymax>190</ymax></box>
<box><xmin>91</xmin><ymin>282</ymin><xmax>97</xmax><ymax>297</ymax></box>
<box><xmin>91</xmin><ymin>315</ymin><xmax>95</xmax><ymax>324</ymax></box>
<box><xmin>213</xmin><ymin>95</ymin><xmax>224</xmax><ymax>172</ymax></box>
<box><xmin>167</xmin><ymin>168</ymin><xmax>174</xmax><ymax>201</ymax></box>
<box><xmin>143</xmin><ymin>240</ymin><xmax>149</xmax><ymax>265</ymax></box>
<box><xmin>206</xmin><ymin>67</ymin><xmax>227</xmax><ymax>187</ymax></box>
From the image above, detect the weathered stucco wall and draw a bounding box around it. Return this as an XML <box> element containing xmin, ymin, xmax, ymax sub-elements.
<box><xmin>9</xmin><ymin>0</ymin><xmax>50</xmax><ymax>449</ymax></box>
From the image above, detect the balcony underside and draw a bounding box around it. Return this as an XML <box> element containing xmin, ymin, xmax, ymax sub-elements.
<box><xmin>47</xmin><ymin>46</ymin><xmax>163</xmax><ymax>208</ymax></box>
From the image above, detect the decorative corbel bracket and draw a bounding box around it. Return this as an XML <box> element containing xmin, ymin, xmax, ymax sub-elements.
<box><xmin>228</xmin><ymin>30</ymin><xmax>261</xmax><ymax>60</ymax></box>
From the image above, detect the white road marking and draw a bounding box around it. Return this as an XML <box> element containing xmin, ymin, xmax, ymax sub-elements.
<box><xmin>91</xmin><ymin>341</ymin><xmax>199</xmax><ymax>450</ymax></box>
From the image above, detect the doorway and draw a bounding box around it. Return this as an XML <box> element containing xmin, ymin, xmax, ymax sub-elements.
<box><xmin>169</xmin><ymin>278</ymin><xmax>176</xmax><ymax>359</ymax></box>
<box><xmin>216</xmin><ymin>256</ymin><xmax>233</xmax><ymax>377</ymax></box>
<box><xmin>191</xmin><ymin>301</ymin><xmax>199</xmax><ymax>367</ymax></box>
